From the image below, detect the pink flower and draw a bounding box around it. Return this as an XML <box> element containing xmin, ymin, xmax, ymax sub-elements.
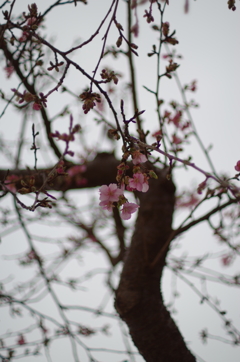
<box><xmin>197</xmin><ymin>180</ymin><xmax>207</xmax><ymax>195</ymax></box>
<box><xmin>162</xmin><ymin>54</ymin><xmax>170</xmax><ymax>59</ymax></box>
<box><xmin>5</xmin><ymin>174</ymin><xmax>19</xmax><ymax>193</ymax></box>
<box><xmin>19</xmin><ymin>31</ymin><xmax>29</xmax><ymax>42</ymax></box>
<box><xmin>17</xmin><ymin>334</ymin><xmax>26</xmax><ymax>345</ymax></box>
<box><xmin>99</xmin><ymin>183</ymin><xmax>123</xmax><ymax>202</ymax></box>
<box><xmin>168</xmin><ymin>111</ymin><xmax>182</xmax><ymax>128</ymax></box>
<box><xmin>27</xmin><ymin>17</ymin><xmax>37</xmax><ymax>25</ymax></box>
<box><xmin>221</xmin><ymin>254</ymin><xmax>233</xmax><ymax>267</ymax></box>
<box><xmin>129</xmin><ymin>173</ymin><xmax>149</xmax><ymax>192</ymax></box>
<box><xmin>172</xmin><ymin>134</ymin><xmax>182</xmax><ymax>145</ymax></box>
<box><xmin>189</xmin><ymin>80</ymin><xmax>197</xmax><ymax>92</ymax></box>
<box><xmin>27</xmin><ymin>250</ymin><xmax>37</xmax><ymax>260</ymax></box>
<box><xmin>132</xmin><ymin>150</ymin><xmax>147</xmax><ymax>165</ymax></box>
<box><xmin>4</xmin><ymin>64</ymin><xmax>14</xmax><ymax>78</ymax></box>
<box><xmin>121</xmin><ymin>202</ymin><xmax>139</xmax><ymax>220</ymax></box>
<box><xmin>234</xmin><ymin>160</ymin><xmax>240</xmax><ymax>172</ymax></box>
<box><xmin>99</xmin><ymin>200</ymin><xmax>114</xmax><ymax>212</ymax></box>
<box><xmin>68</xmin><ymin>165</ymin><xmax>86</xmax><ymax>177</ymax></box>
<box><xmin>131</xmin><ymin>22</ymin><xmax>139</xmax><ymax>37</ymax></box>
<box><xmin>33</xmin><ymin>103</ymin><xmax>42</xmax><ymax>111</ymax></box>
<box><xmin>176</xmin><ymin>193</ymin><xmax>199</xmax><ymax>208</ymax></box>
<box><xmin>152</xmin><ymin>130</ymin><xmax>162</xmax><ymax>137</ymax></box>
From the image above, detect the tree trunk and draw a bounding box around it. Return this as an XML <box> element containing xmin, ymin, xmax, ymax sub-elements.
<box><xmin>115</xmin><ymin>168</ymin><xmax>196</xmax><ymax>362</ymax></box>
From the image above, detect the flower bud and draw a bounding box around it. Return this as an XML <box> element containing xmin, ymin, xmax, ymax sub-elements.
<box><xmin>149</xmin><ymin>170</ymin><xmax>158</xmax><ymax>179</ymax></box>
<box><xmin>116</xmin><ymin>36</ymin><xmax>122</xmax><ymax>48</ymax></box>
<box><xmin>24</xmin><ymin>92</ymin><xmax>35</xmax><ymax>102</ymax></box>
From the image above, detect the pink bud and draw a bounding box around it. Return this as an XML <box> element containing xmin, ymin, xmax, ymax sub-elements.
<box><xmin>234</xmin><ymin>160</ymin><xmax>240</xmax><ymax>172</ymax></box>
<box><xmin>33</xmin><ymin>103</ymin><xmax>42</xmax><ymax>111</ymax></box>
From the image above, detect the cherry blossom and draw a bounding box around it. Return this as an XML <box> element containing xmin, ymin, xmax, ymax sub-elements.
<box><xmin>168</xmin><ymin>111</ymin><xmax>182</xmax><ymax>128</ymax></box>
<box><xmin>176</xmin><ymin>193</ymin><xmax>199</xmax><ymax>208</ymax></box>
<box><xmin>128</xmin><ymin>173</ymin><xmax>149</xmax><ymax>192</ymax></box>
<box><xmin>172</xmin><ymin>134</ymin><xmax>182</xmax><ymax>145</ymax></box>
<box><xmin>99</xmin><ymin>183</ymin><xmax>123</xmax><ymax>202</ymax></box>
<box><xmin>132</xmin><ymin>150</ymin><xmax>147</xmax><ymax>165</ymax></box>
<box><xmin>99</xmin><ymin>199</ymin><xmax>114</xmax><ymax>212</ymax></box>
<box><xmin>5</xmin><ymin>174</ymin><xmax>19</xmax><ymax>193</ymax></box>
<box><xmin>121</xmin><ymin>202</ymin><xmax>139</xmax><ymax>220</ymax></box>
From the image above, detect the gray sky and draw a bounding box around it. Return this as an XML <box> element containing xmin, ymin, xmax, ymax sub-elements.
<box><xmin>0</xmin><ymin>1</ymin><xmax>240</xmax><ymax>362</ymax></box>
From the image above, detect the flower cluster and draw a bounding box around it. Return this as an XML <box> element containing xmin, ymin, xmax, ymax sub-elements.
<box><xmin>11</xmin><ymin>89</ymin><xmax>47</xmax><ymax>111</ymax></box>
<box><xmin>143</xmin><ymin>9</ymin><xmax>154</xmax><ymax>23</ymax></box>
<box><xmin>18</xmin><ymin>176</ymin><xmax>36</xmax><ymax>195</ymax></box>
<box><xmin>184</xmin><ymin>80</ymin><xmax>197</xmax><ymax>92</ymax></box>
<box><xmin>176</xmin><ymin>192</ymin><xmax>199</xmax><ymax>209</ymax></box>
<box><xmin>79</xmin><ymin>91</ymin><xmax>101</xmax><ymax>114</ymax></box>
<box><xmin>100</xmin><ymin>69</ymin><xmax>120</xmax><ymax>85</ymax></box>
<box><xmin>99</xmin><ymin>149</ymin><xmax>152</xmax><ymax>220</ymax></box>
<box><xmin>166</xmin><ymin>60</ymin><xmax>179</xmax><ymax>75</ymax></box>
<box><xmin>50</xmin><ymin>115</ymin><xmax>81</xmax><ymax>157</ymax></box>
<box><xmin>162</xmin><ymin>22</ymin><xmax>179</xmax><ymax>45</ymax></box>
<box><xmin>152</xmin><ymin>106</ymin><xmax>193</xmax><ymax>153</ymax></box>
<box><xmin>99</xmin><ymin>184</ymin><xmax>123</xmax><ymax>212</ymax></box>
<box><xmin>22</xmin><ymin>3</ymin><xmax>41</xmax><ymax>29</ymax></box>
<box><xmin>99</xmin><ymin>184</ymin><xmax>139</xmax><ymax>220</ymax></box>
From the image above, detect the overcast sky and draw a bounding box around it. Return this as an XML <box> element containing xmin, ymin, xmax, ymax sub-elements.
<box><xmin>0</xmin><ymin>1</ymin><xmax>240</xmax><ymax>362</ymax></box>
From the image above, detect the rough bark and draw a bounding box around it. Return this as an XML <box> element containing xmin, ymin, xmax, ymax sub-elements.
<box><xmin>115</xmin><ymin>168</ymin><xmax>196</xmax><ymax>362</ymax></box>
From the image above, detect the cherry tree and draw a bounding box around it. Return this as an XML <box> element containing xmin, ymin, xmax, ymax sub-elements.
<box><xmin>0</xmin><ymin>1</ymin><xmax>240</xmax><ymax>362</ymax></box>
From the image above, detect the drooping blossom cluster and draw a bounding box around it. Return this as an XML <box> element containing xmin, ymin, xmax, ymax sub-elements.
<box><xmin>79</xmin><ymin>91</ymin><xmax>101</xmax><ymax>114</ymax></box>
<box><xmin>50</xmin><ymin>115</ymin><xmax>81</xmax><ymax>157</ymax></box>
<box><xmin>99</xmin><ymin>150</ymin><xmax>152</xmax><ymax>220</ymax></box>
<box><xmin>151</xmin><ymin>107</ymin><xmax>193</xmax><ymax>153</ymax></box>
<box><xmin>99</xmin><ymin>184</ymin><xmax>139</xmax><ymax>220</ymax></box>
<box><xmin>176</xmin><ymin>192</ymin><xmax>199</xmax><ymax>209</ymax></box>
<box><xmin>11</xmin><ymin>89</ymin><xmax>47</xmax><ymax>111</ymax></box>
